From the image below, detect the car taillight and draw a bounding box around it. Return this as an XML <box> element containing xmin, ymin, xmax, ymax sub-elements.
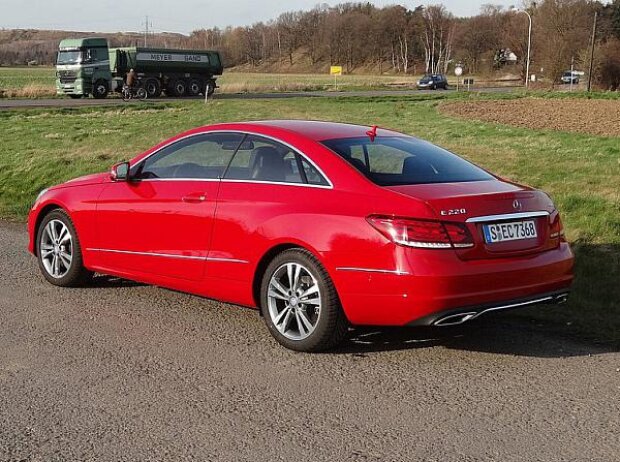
<box><xmin>443</xmin><ymin>222</ymin><xmax>475</xmax><ymax>248</ymax></box>
<box><xmin>550</xmin><ymin>213</ymin><xmax>565</xmax><ymax>241</ymax></box>
<box><xmin>367</xmin><ymin>216</ymin><xmax>474</xmax><ymax>249</ymax></box>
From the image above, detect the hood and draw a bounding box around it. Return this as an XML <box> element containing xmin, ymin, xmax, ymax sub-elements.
<box><xmin>54</xmin><ymin>172</ymin><xmax>109</xmax><ymax>189</ymax></box>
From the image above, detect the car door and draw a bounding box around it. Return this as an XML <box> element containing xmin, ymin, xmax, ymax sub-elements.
<box><xmin>94</xmin><ymin>132</ymin><xmax>244</xmax><ymax>281</ymax></box>
<box><xmin>207</xmin><ymin>134</ymin><xmax>332</xmax><ymax>297</ymax></box>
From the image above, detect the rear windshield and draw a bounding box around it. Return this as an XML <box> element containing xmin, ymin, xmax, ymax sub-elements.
<box><xmin>321</xmin><ymin>136</ymin><xmax>493</xmax><ymax>186</ymax></box>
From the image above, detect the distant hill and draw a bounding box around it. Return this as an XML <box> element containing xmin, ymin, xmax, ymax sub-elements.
<box><xmin>0</xmin><ymin>29</ymin><xmax>190</xmax><ymax>66</ymax></box>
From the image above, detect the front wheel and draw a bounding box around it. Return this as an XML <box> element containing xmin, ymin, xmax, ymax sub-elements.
<box><xmin>92</xmin><ymin>80</ymin><xmax>108</xmax><ymax>99</ymax></box>
<box><xmin>260</xmin><ymin>249</ymin><xmax>348</xmax><ymax>352</ymax></box>
<box><xmin>36</xmin><ymin>209</ymin><xmax>93</xmax><ymax>287</ymax></box>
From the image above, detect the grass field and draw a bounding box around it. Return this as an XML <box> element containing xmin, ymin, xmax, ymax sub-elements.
<box><xmin>0</xmin><ymin>93</ymin><xmax>618</xmax><ymax>345</ymax></box>
<box><xmin>1</xmin><ymin>66</ymin><xmax>507</xmax><ymax>97</ymax></box>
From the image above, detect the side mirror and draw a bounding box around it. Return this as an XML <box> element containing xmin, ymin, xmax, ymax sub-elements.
<box><xmin>110</xmin><ymin>161</ymin><xmax>130</xmax><ymax>181</ymax></box>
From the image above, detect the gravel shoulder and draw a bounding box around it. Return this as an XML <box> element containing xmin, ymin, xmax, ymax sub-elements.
<box><xmin>440</xmin><ymin>98</ymin><xmax>620</xmax><ymax>137</ymax></box>
<box><xmin>1</xmin><ymin>221</ymin><xmax>619</xmax><ymax>461</ymax></box>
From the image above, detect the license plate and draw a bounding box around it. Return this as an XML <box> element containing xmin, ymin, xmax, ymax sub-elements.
<box><xmin>483</xmin><ymin>220</ymin><xmax>537</xmax><ymax>243</ymax></box>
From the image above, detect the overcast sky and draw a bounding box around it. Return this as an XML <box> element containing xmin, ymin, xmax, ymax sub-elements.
<box><xmin>1</xmin><ymin>0</ymin><xmax>516</xmax><ymax>34</ymax></box>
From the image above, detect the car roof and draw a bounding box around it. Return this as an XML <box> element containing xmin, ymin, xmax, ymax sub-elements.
<box><xmin>217</xmin><ymin>120</ymin><xmax>403</xmax><ymax>142</ymax></box>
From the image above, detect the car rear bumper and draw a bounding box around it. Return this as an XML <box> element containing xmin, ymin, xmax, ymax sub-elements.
<box><xmin>408</xmin><ymin>290</ymin><xmax>569</xmax><ymax>326</ymax></box>
<box><xmin>332</xmin><ymin>242</ymin><xmax>574</xmax><ymax>326</ymax></box>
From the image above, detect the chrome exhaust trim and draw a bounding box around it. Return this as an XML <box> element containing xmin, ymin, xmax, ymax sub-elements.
<box><xmin>432</xmin><ymin>292</ymin><xmax>569</xmax><ymax>327</ymax></box>
<box><xmin>433</xmin><ymin>312</ymin><xmax>478</xmax><ymax>327</ymax></box>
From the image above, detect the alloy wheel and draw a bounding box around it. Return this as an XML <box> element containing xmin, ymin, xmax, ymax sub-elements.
<box><xmin>267</xmin><ymin>262</ymin><xmax>322</xmax><ymax>340</ymax></box>
<box><xmin>40</xmin><ymin>219</ymin><xmax>73</xmax><ymax>278</ymax></box>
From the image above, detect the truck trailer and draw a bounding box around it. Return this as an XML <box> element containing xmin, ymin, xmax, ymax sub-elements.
<box><xmin>56</xmin><ymin>37</ymin><xmax>223</xmax><ymax>99</ymax></box>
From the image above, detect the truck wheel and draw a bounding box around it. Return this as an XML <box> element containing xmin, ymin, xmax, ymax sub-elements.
<box><xmin>169</xmin><ymin>79</ymin><xmax>187</xmax><ymax>97</ymax></box>
<box><xmin>92</xmin><ymin>80</ymin><xmax>108</xmax><ymax>99</ymax></box>
<box><xmin>188</xmin><ymin>79</ymin><xmax>203</xmax><ymax>96</ymax></box>
<box><xmin>144</xmin><ymin>78</ymin><xmax>161</xmax><ymax>98</ymax></box>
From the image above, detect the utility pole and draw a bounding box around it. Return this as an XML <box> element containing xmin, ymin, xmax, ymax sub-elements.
<box><xmin>587</xmin><ymin>11</ymin><xmax>598</xmax><ymax>92</ymax></box>
<box><xmin>511</xmin><ymin>8</ymin><xmax>532</xmax><ymax>88</ymax></box>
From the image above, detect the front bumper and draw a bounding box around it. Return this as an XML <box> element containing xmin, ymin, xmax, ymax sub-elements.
<box><xmin>332</xmin><ymin>243</ymin><xmax>574</xmax><ymax>326</ymax></box>
<box><xmin>56</xmin><ymin>78</ymin><xmax>86</xmax><ymax>95</ymax></box>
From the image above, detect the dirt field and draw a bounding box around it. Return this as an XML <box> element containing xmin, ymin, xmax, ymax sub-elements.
<box><xmin>440</xmin><ymin>98</ymin><xmax>620</xmax><ymax>137</ymax></box>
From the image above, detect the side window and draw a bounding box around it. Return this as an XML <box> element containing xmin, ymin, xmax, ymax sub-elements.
<box><xmin>87</xmin><ymin>48</ymin><xmax>106</xmax><ymax>62</ymax></box>
<box><xmin>301</xmin><ymin>158</ymin><xmax>330</xmax><ymax>186</ymax></box>
<box><xmin>134</xmin><ymin>133</ymin><xmax>244</xmax><ymax>180</ymax></box>
<box><xmin>224</xmin><ymin>135</ymin><xmax>303</xmax><ymax>184</ymax></box>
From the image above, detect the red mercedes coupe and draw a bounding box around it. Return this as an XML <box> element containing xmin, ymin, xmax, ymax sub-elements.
<box><xmin>28</xmin><ymin>121</ymin><xmax>573</xmax><ymax>351</ymax></box>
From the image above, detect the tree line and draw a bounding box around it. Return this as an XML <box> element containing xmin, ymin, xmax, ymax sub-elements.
<box><xmin>2</xmin><ymin>0</ymin><xmax>620</xmax><ymax>89</ymax></box>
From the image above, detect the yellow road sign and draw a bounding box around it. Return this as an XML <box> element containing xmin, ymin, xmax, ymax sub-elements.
<box><xmin>330</xmin><ymin>66</ymin><xmax>343</xmax><ymax>76</ymax></box>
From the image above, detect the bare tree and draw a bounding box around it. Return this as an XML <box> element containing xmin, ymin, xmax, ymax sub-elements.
<box><xmin>421</xmin><ymin>5</ymin><xmax>455</xmax><ymax>74</ymax></box>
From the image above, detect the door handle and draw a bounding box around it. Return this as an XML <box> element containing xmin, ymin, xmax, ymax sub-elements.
<box><xmin>182</xmin><ymin>193</ymin><xmax>207</xmax><ymax>203</ymax></box>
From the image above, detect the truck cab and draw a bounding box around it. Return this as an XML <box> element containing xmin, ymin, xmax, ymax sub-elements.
<box><xmin>56</xmin><ymin>37</ymin><xmax>112</xmax><ymax>99</ymax></box>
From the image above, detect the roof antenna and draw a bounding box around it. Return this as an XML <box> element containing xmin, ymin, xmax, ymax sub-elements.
<box><xmin>366</xmin><ymin>125</ymin><xmax>378</xmax><ymax>142</ymax></box>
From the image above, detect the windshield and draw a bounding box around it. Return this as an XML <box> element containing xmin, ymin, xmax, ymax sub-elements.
<box><xmin>57</xmin><ymin>50</ymin><xmax>83</xmax><ymax>65</ymax></box>
<box><xmin>322</xmin><ymin>136</ymin><xmax>493</xmax><ymax>186</ymax></box>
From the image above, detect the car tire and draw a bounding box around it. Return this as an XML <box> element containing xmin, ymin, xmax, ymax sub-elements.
<box><xmin>36</xmin><ymin>209</ymin><xmax>93</xmax><ymax>287</ymax></box>
<box><xmin>92</xmin><ymin>80</ymin><xmax>108</xmax><ymax>99</ymax></box>
<box><xmin>260</xmin><ymin>249</ymin><xmax>348</xmax><ymax>352</ymax></box>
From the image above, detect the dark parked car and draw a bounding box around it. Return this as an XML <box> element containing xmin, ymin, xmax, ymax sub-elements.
<box><xmin>561</xmin><ymin>71</ymin><xmax>580</xmax><ymax>85</ymax></box>
<box><xmin>417</xmin><ymin>74</ymin><xmax>449</xmax><ymax>90</ymax></box>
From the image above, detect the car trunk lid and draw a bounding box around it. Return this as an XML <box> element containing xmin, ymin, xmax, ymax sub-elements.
<box><xmin>386</xmin><ymin>180</ymin><xmax>558</xmax><ymax>260</ymax></box>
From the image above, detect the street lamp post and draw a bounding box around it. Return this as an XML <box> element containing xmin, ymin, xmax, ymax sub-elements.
<box><xmin>513</xmin><ymin>8</ymin><xmax>532</xmax><ymax>88</ymax></box>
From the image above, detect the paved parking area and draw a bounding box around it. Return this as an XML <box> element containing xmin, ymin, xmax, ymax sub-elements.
<box><xmin>1</xmin><ymin>221</ymin><xmax>618</xmax><ymax>461</ymax></box>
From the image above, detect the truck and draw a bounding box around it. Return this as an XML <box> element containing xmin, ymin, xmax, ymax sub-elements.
<box><xmin>56</xmin><ymin>37</ymin><xmax>223</xmax><ymax>99</ymax></box>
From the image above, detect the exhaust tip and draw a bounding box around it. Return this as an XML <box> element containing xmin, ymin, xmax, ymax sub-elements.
<box><xmin>434</xmin><ymin>312</ymin><xmax>478</xmax><ymax>327</ymax></box>
<box><xmin>555</xmin><ymin>293</ymin><xmax>569</xmax><ymax>305</ymax></box>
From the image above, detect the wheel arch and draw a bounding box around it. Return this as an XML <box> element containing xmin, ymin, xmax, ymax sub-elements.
<box><xmin>32</xmin><ymin>203</ymin><xmax>66</xmax><ymax>256</ymax></box>
<box><xmin>251</xmin><ymin>242</ymin><xmax>325</xmax><ymax>311</ymax></box>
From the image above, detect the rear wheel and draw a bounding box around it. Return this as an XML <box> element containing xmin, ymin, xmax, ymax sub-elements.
<box><xmin>260</xmin><ymin>249</ymin><xmax>348</xmax><ymax>352</ymax></box>
<box><xmin>136</xmin><ymin>87</ymin><xmax>148</xmax><ymax>100</ymax></box>
<box><xmin>169</xmin><ymin>79</ymin><xmax>187</xmax><ymax>97</ymax></box>
<box><xmin>144</xmin><ymin>78</ymin><xmax>161</xmax><ymax>98</ymax></box>
<box><xmin>188</xmin><ymin>78</ymin><xmax>203</xmax><ymax>96</ymax></box>
<box><xmin>36</xmin><ymin>209</ymin><xmax>93</xmax><ymax>287</ymax></box>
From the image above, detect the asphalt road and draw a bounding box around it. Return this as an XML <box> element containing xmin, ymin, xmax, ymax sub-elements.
<box><xmin>1</xmin><ymin>221</ymin><xmax>618</xmax><ymax>461</ymax></box>
<box><xmin>0</xmin><ymin>87</ymin><xmax>517</xmax><ymax>110</ymax></box>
